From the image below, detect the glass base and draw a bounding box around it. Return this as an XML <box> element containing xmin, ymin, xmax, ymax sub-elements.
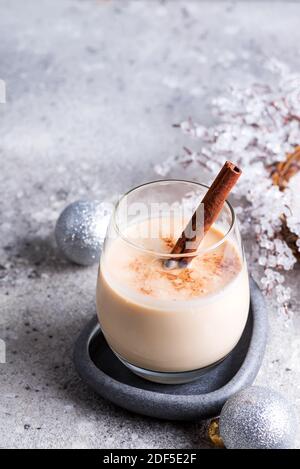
<box><xmin>114</xmin><ymin>351</ymin><xmax>227</xmax><ymax>385</ymax></box>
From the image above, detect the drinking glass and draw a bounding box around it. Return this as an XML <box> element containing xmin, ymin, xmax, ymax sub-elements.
<box><xmin>96</xmin><ymin>180</ymin><xmax>250</xmax><ymax>384</ymax></box>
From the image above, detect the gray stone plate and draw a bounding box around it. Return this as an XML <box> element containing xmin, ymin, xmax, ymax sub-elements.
<box><xmin>74</xmin><ymin>279</ymin><xmax>268</xmax><ymax>420</ymax></box>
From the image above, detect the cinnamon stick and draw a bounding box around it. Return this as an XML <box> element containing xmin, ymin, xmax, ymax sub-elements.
<box><xmin>168</xmin><ymin>161</ymin><xmax>242</xmax><ymax>266</ymax></box>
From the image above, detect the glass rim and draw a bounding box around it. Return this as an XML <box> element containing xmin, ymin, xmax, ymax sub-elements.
<box><xmin>112</xmin><ymin>179</ymin><xmax>236</xmax><ymax>258</ymax></box>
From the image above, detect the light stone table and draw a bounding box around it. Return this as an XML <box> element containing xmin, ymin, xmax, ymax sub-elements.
<box><xmin>0</xmin><ymin>0</ymin><xmax>299</xmax><ymax>449</ymax></box>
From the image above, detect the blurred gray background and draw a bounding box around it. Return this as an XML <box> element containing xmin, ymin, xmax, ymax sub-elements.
<box><xmin>0</xmin><ymin>0</ymin><xmax>299</xmax><ymax>449</ymax></box>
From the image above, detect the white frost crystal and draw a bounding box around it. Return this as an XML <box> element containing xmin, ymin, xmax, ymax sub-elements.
<box><xmin>155</xmin><ymin>59</ymin><xmax>300</xmax><ymax>313</ymax></box>
<box><xmin>287</xmin><ymin>172</ymin><xmax>300</xmax><ymax>239</ymax></box>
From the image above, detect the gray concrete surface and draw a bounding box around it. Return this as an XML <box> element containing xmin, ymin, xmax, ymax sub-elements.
<box><xmin>0</xmin><ymin>0</ymin><xmax>299</xmax><ymax>449</ymax></box>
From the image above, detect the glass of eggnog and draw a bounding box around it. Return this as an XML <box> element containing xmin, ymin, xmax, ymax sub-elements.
<box><xmin>96</xmin><ymin>180</ymin><xmax>250</xmax><ymax>384</ymax></box>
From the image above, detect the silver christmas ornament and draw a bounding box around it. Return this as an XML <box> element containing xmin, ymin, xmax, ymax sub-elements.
<box><xmin>219</xmin><ymin>386</ymin><xmax>296</xmax><ymax>449</ymax></box>
<box><xmin>55</xmin><ymin>200</ymin><xmax>108</xmax><ymax>266</ymax></box>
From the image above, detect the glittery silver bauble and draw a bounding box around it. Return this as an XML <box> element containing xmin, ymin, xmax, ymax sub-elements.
<box><xmin>55</xmin><ymin>200</ymin><xmax>106</xmax><ymax>266</ymax></box>
<box><xmin>219</xmin><ymin>386</ymin><xmax>297</xmax><ymax>449</ymax></box>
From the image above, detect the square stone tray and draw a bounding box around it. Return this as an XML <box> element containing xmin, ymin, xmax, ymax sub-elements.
<box><xmin>74</xmin><ymin>278</ymin><xmax>268</xmax><ymax>420</ymax></box>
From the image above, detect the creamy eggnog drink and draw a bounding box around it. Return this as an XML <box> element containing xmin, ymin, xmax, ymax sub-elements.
<box><xmin>96</xmin><ymin>175</ymin><xmax>249</xmax><ymax>383</ymax></box>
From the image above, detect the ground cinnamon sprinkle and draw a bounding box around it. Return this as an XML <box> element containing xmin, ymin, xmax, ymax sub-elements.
<box><xmin>162</xmin><ymin>236</ymin><xmax>175</xmax><ymax>250</ymax></box>
<box><xmin>128</xmin><ymin>241</ymin><xmax>241</xmax><ymax>299</ymax></box>
<box><xmin>159</xmin><ymin>267</ymin><xmax>204</xmax><ymax>294</ymax></box>
<box><xmin>140</xmin><ymin>287</ymin><xmax>153</xmax><ymax>296</ymax></box>
<box><xmin>129</xmin><ymin>258</ymin><xmax>153</xmax><ymax>296</ymax></box>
